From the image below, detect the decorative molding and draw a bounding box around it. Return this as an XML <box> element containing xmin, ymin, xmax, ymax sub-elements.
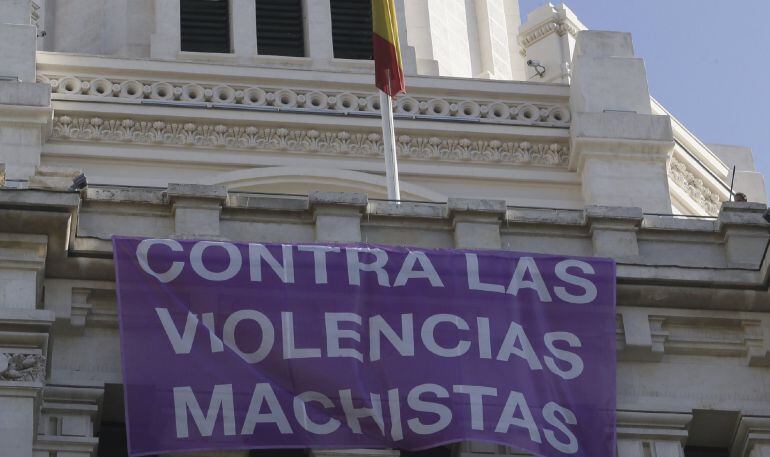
<box><xmin>50</xmin><ymin>115</ymin><xmax>571</xmax><ymax>167</ymax></box>
<box><xmin>518</xmin><ymin>6</ymin><xmax>586</xmax><ymax>51</ymax></box>
<box><xmin>668</xmin><ymin>156</ymin><xmax>722</xmax><ymax>216</ymax></box>
<box><xmin>0</xmin><ymin>353</ymin><xmax>46</xmax><ymax>383</ymax></box>
<box><xmin>38</xmin><ymin>74</ymin><xmax>571</xmax><ymax>128</ymax></box>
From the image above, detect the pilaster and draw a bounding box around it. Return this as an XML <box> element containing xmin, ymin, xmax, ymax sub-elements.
<box><xmin>310</xmin><ymin>191</ymin><xmax>367</xmax><ymax>243</ymax></box>
<box><xmin>233</xmin><ymin>0</ymin><xmax>257</xmax><ymax>62</ymax></box>
<box><xmin>0</xmin><ymin>80</ymin><xmax>52</xmax><ymax>184</ymax></box>
<box><xmin>0</xmin><ymin>317</ymin><xmax>53</xmax><ymax>457</ymax></box>
<box><xmin>34</xmin><ymin>386</ymin><xmax>103</xmax><ymax>457</ymax></box>
<box><xmin>585</xmin><ymin>206</ymin><xmax>643</xmax><ymax>261</ymax></box>
<box><xmin>0</xmin><ymin>0</ymin><xmax>37</xmax><ymax>83</ymax></box>
<box><xmin>448</xmin><ymin>198</ymin><xmax>506</xmax><ymax>249</ymax></box>
<box><xmin>569</xmin><ymin>31</ymin><xmax>675</xmax><ymax>214</ymax></box>
<box><xmin>150</xmin><ymin>0</ymin><xmax>181</xmax><ymax>60</ymax></box>
<box><xmin>731</xmin><ymin>417</ymin><xmax>770</xmax><ymax>457</ymax></box>
<box><xmin>167</xmin><ymin>183</ymin><xmax>227</xmax><ymax>239</ymax></box>
<box><xmin>0</xmin><ymin>233</ymin><xmax>47</xmax><ymax>309</ymax></box>
<box><xmin>304</xmin><ymin>0</ymin><xmax>335</xmax><ymax>66</ymax></box>
<box><xmin>718</xmin><ymin>202</ymin><xmax>770</xmax><ymax>269</ymax></box>
<box><xmin>617</xmin><ymin>411</ymin><xmax>691</xmax><ymax>457</ymax></box>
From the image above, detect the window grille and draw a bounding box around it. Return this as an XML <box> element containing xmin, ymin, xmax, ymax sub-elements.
<box><xmin>181</xmin><ymin>0</ymin><xmax>231</xmax><ymax>53</ymax></box>
<box><xmin>330</xmin><ymin>0</ymin><xmax>373</xmax><ymax>60</ymax></box>
<box><xmin>255</xmin><ymin>0</ymin><xmax>305</xmax><ymax>57</ymax></box>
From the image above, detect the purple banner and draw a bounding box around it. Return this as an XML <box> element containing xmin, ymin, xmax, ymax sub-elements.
<box><xmin>113</xmin><ymin>237</ymin><xmax>616</xmax><ymax>457</ymax></box>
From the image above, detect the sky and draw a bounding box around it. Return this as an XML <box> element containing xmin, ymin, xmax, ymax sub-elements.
<box><xmin>518</xmin><ymin>0</ymin><xmax>770</xmax><ymax>197</ymax></box>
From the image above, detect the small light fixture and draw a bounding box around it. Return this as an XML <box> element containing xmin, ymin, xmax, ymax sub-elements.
<box><xmin>69</xmin><ymin>173</ymin><xmax>87</xmax><ymax>191</ymax></box>
<box><xmin>527</xmin><ymin>59</ymin><xmax>546</xmax><ymax>78</ymax></box>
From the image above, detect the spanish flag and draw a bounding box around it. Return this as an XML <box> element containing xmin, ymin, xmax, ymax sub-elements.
<box><xmin>372</xmin><ymin>0</ymin><xmax>406</xmax><ymax>97</ymax></box>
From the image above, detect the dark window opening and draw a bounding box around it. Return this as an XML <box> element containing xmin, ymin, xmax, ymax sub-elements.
<box><xmin>330</xmin><ymin>0</ymin><xmax>373</xmax><ymax>60</ymax></box>
<box><xmin>255</xmin><ymin>0</ymin><xmax>305</xmax><ymax>57</ymax></box>
<box><xmin>181</xmin><ymin>0</ymin><xmax>231</xmax><ymax>53</ymax></box>
<box><xmin>684</xmin><ymin>447</ymin><xmax>730</xmax><ymax>457</ymax></box>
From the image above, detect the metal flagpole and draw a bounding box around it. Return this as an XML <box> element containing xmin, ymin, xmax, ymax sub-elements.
<box><xmin>379</xmin><ymin>70</ymin><xmax>401</xmax><ymax>201</ymax></box>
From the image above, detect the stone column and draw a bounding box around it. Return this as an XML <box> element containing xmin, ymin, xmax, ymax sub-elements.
<box><xmin>616</xmin><ymin>411</ymin><xmax>690</xmax><ymax>457</ymax></box>
<box><xmin>449</xmin><ymin>198</ymin><xmax>506</xmax><ymax>249</ymax></box>
<box><xmin>233</xmin><ymin>0</ymin><xmax>257</xmax><ymax>62</ymax></box>
<box><xmin>310</xmin><ymin>191</ymin><xmax>367</xmax><ymax>243</ymax></box>
<box><xmin>304</xmin><ymin>0</ymin><xmax>335</xmax><ymax>67</ymax></box>
<box><xmin>0</xmin><ymin>234</ymin><xmax>53</xmax><ymax>457</ymax></box>
<box><xmin>151</xmin><ymin>0</ymin><xmax>181</xmax><ymax>59</ymax></box>
<box><xmin>518</xmin><ymin>3</ymin><xmax>585</xmax><ymax>83</ymax></box>
<box><xmin>569</xmin><ymin>31</ymin><xmax>675</xmax><ymax>214</ymax></box>
<box><xmin>168</xmin><ymin>183</ymin><xmax>228</xmax><ymax>239</ymax></box>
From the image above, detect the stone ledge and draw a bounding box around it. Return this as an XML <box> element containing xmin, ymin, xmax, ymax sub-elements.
<box><xmin>368</xmin><ymin>201</ymin><xmax>447</xmax><ymax>219</ymax></box>
<box><xmin>506</xmin><ymin>207</ymin><xmax>584</xmax><ymax>226</ymax></box>
<box><xmin>227</xmin><ymin>194</ymin><xmax>309</xmax><ymax>212</ymax></box>
<box><xmin>84</xmin><ymin>187</ymin><xmax>165</xmax><ymax>205</ymax></box>
<box><xmin>585</xmin><ymin>205</ymin><xmax>643</xmax><ymax>224</ymax></box>
<box><xmin>167</xmin><ymin>183</ymin><xmax>227</xmax><ymax>202</ymax></box>
<box><xmin>309</xmin><ymin>191</ymin><xmax>368</xmax><ymax>208</ymax></box>
<box><xmin>447</xmin><ymin>198</ymin><xmax>507</xmax><ymax>216</ymax></box>
<box><xmin>719</xmin><ymin>202</ymin><xmax>769</xmax><ymax>227</ymax></box>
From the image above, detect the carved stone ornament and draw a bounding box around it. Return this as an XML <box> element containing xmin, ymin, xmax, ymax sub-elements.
<box><xmin>40</xmin><ymin>75</ymin><xmax>572</xmax><ymax>128</ymax></box>
<box><xmin>669</xmin><ymin>156</ymin><xmax>722</xmax><ymax>216</ymax></box>
<box><xmin>0</xmin><ymin>353</ymin><xmax>46</xmax><ymax>383</ymax></box>
<box><xmin>51</xmin><ymin>116</ymin><xmax>571</xmax><ymax>167</ymax></box>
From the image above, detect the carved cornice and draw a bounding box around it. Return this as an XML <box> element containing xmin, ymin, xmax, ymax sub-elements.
<box><xmin>50</xmin><ymin>115</ymin><xmax>571</xmax><ymax>167</ymax></box>
<box><xmin>669</xmin><ymin>156</ymin><xmax>723</xmax><ymax>216</ymax></box>
<box><xmin>518</xmin><ymin>7</ymin><xmax>586</xmax><ymax>51</ymax></box>
<box><xmin>38</xmin><ymin>74</ymin><xmax>571</xmax><ymax>128</ymax></box>
<box><xmin>0</xmin><ymin>353</ymin><xmax>46</xmax><ymax>383</ymax></box>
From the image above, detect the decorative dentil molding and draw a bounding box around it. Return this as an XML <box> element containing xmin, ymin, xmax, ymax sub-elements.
<box><xmin>38</xmin><ymin>74</ymin><xmax>571</xmax><ymax>128</ymax></box>
<box><xmin>0</xmin><ymin>353</ymin><xmax>46</xmax><ymax>383</ymax></box>
<box><xmin>51</xmin><ymin>115</ymin><xmax>571</xmax><ymax>167</ymax></box>
<box><xmin>669</xmin><ymin>156</ymin><xmax>723</xmax><ymax>216</ymax></box>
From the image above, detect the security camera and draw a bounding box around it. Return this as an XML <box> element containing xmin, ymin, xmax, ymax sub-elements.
<box><xmin>526</xmin><ymin>60</ymin><xmax>546</xmax><ymax>78</ymax></box>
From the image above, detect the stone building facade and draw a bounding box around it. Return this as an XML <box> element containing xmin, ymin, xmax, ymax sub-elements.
<box><xmin>0</xmin><ymin>1</ymin><xmax>769</xmax><ymax>456</ymax></box>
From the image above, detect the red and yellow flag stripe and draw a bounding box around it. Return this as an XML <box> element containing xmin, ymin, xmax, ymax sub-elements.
<box><xmin>372</xmin><ymin>0</ymin><xmax>406</xmax><ymax>97</ymax></box>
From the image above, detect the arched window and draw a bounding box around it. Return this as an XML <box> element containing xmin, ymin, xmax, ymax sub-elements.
<box><xmin>255</xmin><ymin>0</ymin><xmax>305</xmax><ymax>57</ymax></box>
<box><xmin>330</xmin><ymin>0</ymin><xmax>373</xmax><ymax>60</ymax></box>
<box><xmin>181</xmin><ymin>0</ymin><xmax>231</xmax><ymax>53</ymax></box>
